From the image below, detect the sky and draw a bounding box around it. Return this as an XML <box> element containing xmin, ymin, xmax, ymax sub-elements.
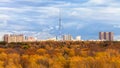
<box><xmin>0</xmin><ymin>0</ymin><xmax>120</xmax><ymax>40</ymax></box>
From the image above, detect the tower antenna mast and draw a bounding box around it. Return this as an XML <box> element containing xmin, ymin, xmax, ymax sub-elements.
<box><xmin>59</xmin><ymin>9</ymin><xmax>62</xmax><ymax>36</ymax></box>
<box><xmin>56</xmin><ymin>8</ymin><xmax>62</xmax><ymax>41</ymax></box>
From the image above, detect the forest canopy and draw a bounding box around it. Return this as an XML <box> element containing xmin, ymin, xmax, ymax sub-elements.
<box><xmin>0</xmin><ymin>41</ymin><xmax>120</xmax><ymax>68</ymax></box>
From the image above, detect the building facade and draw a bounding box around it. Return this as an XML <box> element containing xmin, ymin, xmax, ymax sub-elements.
<box><xmin>76</xmin><ymin>36</ymin><xmax>81</xmax><ymax>41</ymax></box>
<box><xmin>99</xmin><ymin>32</ymin><xmax>114</xmax><ymax>41</ymax></box>
<box><xmin>24</xmin><ymin>36</ymin><xmax>36</xmax><ymax>42</ymax></box>
<box><xmin>4</xmin><ymin>34</ymin><xmax>24</xmax><ymax>43</ymax></box>
<box><xmin>62</xmin><ymin>34</ymin><xmax>73</xmax><ymax>41</ymax></box>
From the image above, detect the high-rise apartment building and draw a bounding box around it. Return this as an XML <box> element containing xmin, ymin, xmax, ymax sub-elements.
<box><xmin>62</xmin><ymin>34</ymin><xmax>73</xmax><ymax>41</ymax></box>
<box><xmin>99</xmin><ymin>32</ymin><xmax>114</xmax><ymax>41</ymax></box>
<box><xmin>4</xmin><ymin>34</ymin><xmax>24</xmax><ymax>43</ymax></box>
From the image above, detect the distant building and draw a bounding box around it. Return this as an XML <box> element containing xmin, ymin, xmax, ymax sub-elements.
<box><xmin>99</xmin><ymin>32</ymin><xmax>114</xmax><ymax>41</ymax></box>
<box><xmin>115</xmin><ymin>36</ymin><xmax>120</xmax><ymax>41</ymax></box>
<box><xmin>62</xmin><ymin>34</ymin><xmax>73</xmax><ymax>41</ymax></box>
<box><xmin>75</xmin><ymin>36</ymin><xmax>81</xmax><ymax>41</ymax></box>
<box><xmin>25</xmin><ymin>36</ymin><xmax>36</xmax><ymax>42</ymax></box>
<box><xmin>4</xmin><ymin>34</ymin><xmax>24</xmax><ymax>43</ymax></box>
<box><xmin>47</xmin><ymin>37</ymin><xmax>57</xmax><ymax>41</ymax></box>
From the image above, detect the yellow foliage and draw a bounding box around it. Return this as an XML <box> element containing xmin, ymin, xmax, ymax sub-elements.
<box><xmin>36</xmin><ymin>48</ymin><xmax>46</xmax><ymax>55</ymax></box>
<box><xmin>0</xmin><ymin>52</ymin><xmax>7</xmax><ymax>61</ymax></box>
<box><xmin>0</xmin><ymin>61</ymin><xmax>4</xmax><ymax>68</ymax></box>
<box><xmin>0</xmin><ymin>42</ymin><xmax>120</xmax><ymax>68</ymax></box>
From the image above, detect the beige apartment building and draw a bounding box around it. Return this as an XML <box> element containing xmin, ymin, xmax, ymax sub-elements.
<box><xmin>62</xmin><ymin>34</ymin><xmax>73</xmax><ymax>41</ymax></box>
<box><xmin>4</xmin><ymin>34</ymin><xmax>24</xmax><ymax>43</ymax></box>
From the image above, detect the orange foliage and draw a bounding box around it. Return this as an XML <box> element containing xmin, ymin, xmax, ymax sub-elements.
<box><xmin>0</xmin><ymin>41</ymin><xmax>120</xmax><ymax>68</ymax></box>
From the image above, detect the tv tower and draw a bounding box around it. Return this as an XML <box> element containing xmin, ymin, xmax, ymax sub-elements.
<box><xmin>56</xmin><ymin>9</ymin><xmax>62</xmax><ymax>40</ymax></box>
<box><xmin>59</xmin><ymin>9</ymin><xmax>62</xmax><ymax>36</ymax></box>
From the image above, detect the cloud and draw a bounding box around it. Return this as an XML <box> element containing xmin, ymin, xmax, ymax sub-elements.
<box><xmin>0</xmin><ymin>20</ymin><xmax>7</xmax><ymax>27</ymax></box>
<box><xmin>0</xmin><ymin>7</ymin><xmax>34</xmax><ymax>13</ymax></box>
<box><xmin>63</xmin><ymin>22</ymin><xmax>84</xmax><ymax>29</ymax></box>
<box><xmin>19</xmin><ymin>0</ymin><xmax>53</xmax><ymax>2</ymax></box>
<box><xmin>64</xmin><ymin>7</ymin><xmax>120</xmax><ymax>24</ymax></box>
<box><xmin>0</xmin><ymin>0</ymin><xmax>12</xmax><ymax>3</ymax></box>
<box><xmin>0</xmin><ymin>14</ymin><xmax>10</xmax><ymax>27</ymax></box>
<box><xmin>86</xmin><ymin>0</ymin><xmax>111</xmax><ymax>5</ymax></box>
<box><xmin>81</xmin><ymin>0</ymin><xmax>118</xmax><ymax>7</ymax></box>
<box><xmin>0</xmin><ymin>14</ymin><xmax>10</xmax><ymax>20</ymax></box>
<box><xmin>0</xmin><ymin>0</ymin><xmax>120</xmax><ymax>40</ymax></box>
<box><xmin>113</xmin><ymin>25</ymin><xmax>120</xmax><ymax>28</ymax></box>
